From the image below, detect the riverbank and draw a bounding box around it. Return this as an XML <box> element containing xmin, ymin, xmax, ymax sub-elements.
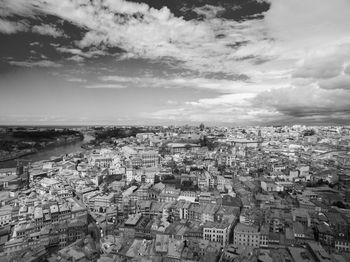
<box><xmin>0</xmin><ymin>148</ymin><xmax>37</xmax><ymax>162</ymax></box>
<box><xmin>0</xmin><ymin>133</ymin><xmax>94</xmax><ymax>168</ymax></box>
<box><xmin>0</xmin><ymin>135</ymin><xmax>83</xmax><ymax>163</ymax></box>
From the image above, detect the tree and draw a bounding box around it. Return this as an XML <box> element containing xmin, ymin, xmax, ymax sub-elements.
<box><xmin>303</xmin><ymin>129</ymin><xmax>316</xmax><ymax>136</ymax></box>
<box><xmin>333</xmin><ymin>201</ymin><xmax>347</xmax><ymax>209</ymax></box>
<box><xmin>159</xmin><ymin>143</ymin><xmax>169</xmax><ymax>156</ymax></box>
<box><xmin>200</xmin><ymin>135</ymin><xmax>207</xmax><ymax>147</ymax></box>
<box><xmin>162</xmin><ymin>174</ymin><xmax>175</xmax><ymax>181</ymax></box>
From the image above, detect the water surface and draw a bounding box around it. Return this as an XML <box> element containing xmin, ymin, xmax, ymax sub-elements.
<box><xmin>0</xmin><ymin>134</ymin><xmax>94</xmax><ymax>168</ymax></box>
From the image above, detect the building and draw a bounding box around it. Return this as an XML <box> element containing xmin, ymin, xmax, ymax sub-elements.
<box><xmin>198</xmin><ymin>171</ymin><xmax>213</xmax><ymax>191</ymax></box>
<box><xmin>234</xmin><ymin>223</ymin><xmax>260</xmax><ymax>247</ymax></box>
<box><xmin>203</xmin><ymin>216</ymin><xmax>235</xmax><ymax>247</ymax></box>
<box><xmin>167</xmin><ymin>143</ymin><xmax>200</xmax><ymax>154</ymax></box>
<box><xmin>188</xmin><ymin>203</ymin><xmax>219</xmax><ymax>223</ymax></box>
<box><xmin>261</xmin><ymin>180</ymin><xmax>284</xmax><ymax>192</ymax></box>
<box><xmin>139</xmin><ymin>150</ymin><xmax>160</xmax><ymax>167</ymax></box>
<box><xmin>159</xmin><ymin>186</ymin><xmax>180</xmax><ymax>203</ymax></box>
<box><xmin>0</xmin><ymin>205</ymin><xmax>12</xmax><ymax>226</ymax></box>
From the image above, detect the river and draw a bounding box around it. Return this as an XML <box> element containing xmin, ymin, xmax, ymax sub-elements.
<box><xmin>0</xmin><ymin>134</ymin><xmax>94</xmax><ymax>168</ymax></box>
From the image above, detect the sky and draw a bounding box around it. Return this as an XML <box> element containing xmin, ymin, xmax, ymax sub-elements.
<box><xmin>1</xmin><ymin>0</ymin><xmax>350</xmax><ymax>126</ymax></box>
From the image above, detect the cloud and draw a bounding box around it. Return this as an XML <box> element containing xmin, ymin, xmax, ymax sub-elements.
<box><xmin>32</xmin><ymin>24</ymin><xmax>65</xmax><ymax>37</ymax></box>
<box><xmin>253</xmin><ymin>85</ymin><xmax>350</xmax><ymax>118</ymax></box>
<box><xmin>319</xmin><ymin>75</ymin><xmax>350</xmax><ymax>90</ymax></box>
<box><xmin>67</xmin><ymin>55</ymin><xmax>85</xmax><ymax>62</ymax></box>
<box><xmin>186</xmin><ymin>93</ymin><xmax>255</xmax><ymax>108</ymax></box>
<box><xmin>193</xmin><ymin>5</ymin><xmax>226</xmax><ymax>19</ymax></box>
<box><xmin>149</xmin><ymin>92</ymin><xmax>279</xmax><ymax>124</ymax></box>
<box><xmin>9</xmin><ymin>60</ymin><xmax>62</xmax><ymax>68</ymax></box>
<box><xmin>0</xmin><ymin>0</ymin><xmax>271</xmax><ymax>76</ymax></box>
<box><xmin>263</xmin><ymin>0</ymin><xmax>350</xmax><ymax>83</ymax></box>
<box><xmin>166</xmin><ymin>100</ymin><xmax>179</xmax><ymax>105</ymax></box>
<box><xmin>0</xmin><ymin>0</ymin><xmax>37</xmax><ymax>17</ymax></box>
<box><xmin>29</xmin><ymin>41</ymin><xmax>40</xmax><ymax>46</ymax></box>
<box><xmin>0</xmin><ymin>19</ymin><xmax>27</xmax><ymax>34</ymax></box>
<box><xmin>0</xmin><ymin>19</ymin><xmax>64</xmax><ymax>39</ymax></box>
<box><xmin>98</xmin><ymin>74</ymin><xmax>280</xmax><ymax>94</ymax></box>
<box><xmin>56</xmin><ymin>47</ymin><xmax>84</xmax><ymax>56</ymax></box>
<box><xmin>2</xmin><ymin>0</ymin><xmax>350</xmax><ymax>124</ymax></box>
<box><xmin>85</xmin><ymin>84</ymin><xmax>126</xmax><ymax>89</ymax></box>
<box><xmin>292</xmin><ymin>44</ymin><xmax>350</xmax><ymax>80</ymax></box>
<box><xmin>66</xmin><ymin>77</ymin><xmax>87</xmax><ymax>83</ymax></box>
<box><xmin>265</xmin><ymin>0</ymin><xmax>350</xmax><ymax>49</ymax></box>
<box><xmin>56</xmin><ymin>46</ymin><xmax>106</xmax><ymax>62</ymax></box>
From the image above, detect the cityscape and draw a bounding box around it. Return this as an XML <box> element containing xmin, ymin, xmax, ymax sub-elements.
<box><xmin>1</xmin><ymin>0</ymin><xmax>350</xmax><ymax>262</ymax></box>
<box><xmin>0</xmin><ymin>125</ymin><xmax>350</xmax><ymax>262</ymax></box>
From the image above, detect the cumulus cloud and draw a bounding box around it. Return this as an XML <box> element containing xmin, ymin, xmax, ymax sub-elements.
<box><xmin>2</xmin><ymin>0</ymin><xmax>350</xmax><ymax>124</ymax></box>
<box><xmin>293</xmin><ymin>44</ymin><xmax>350</xmax><ymax>80</ymax></box>
<box><xmin>253</xmin><ymin>85</ymin><xmax>350</xmax><ymax>118</ymax></box>
<box><xmin>0</xmin><ymin>0</ymin><xmax>271</xmax><ymax>76</ymax></box>
<box><xmin>32</xmin><ymin>24</ymin><xmax>65</xmax><ymax>37</ymax></box>
<box><xmin>0</xmin><ymin>19</ymin><xmax>27</xmax><ymax>34</ymax></box>
<box><xmin>67</xmin><ymin>55</ymin><xmax>85</xmax><ymax>62</ymax></box>
<box><xmin>243</xmin><ymin>0</ymin><xmax>350</xmax><ymax>124</ymax></box>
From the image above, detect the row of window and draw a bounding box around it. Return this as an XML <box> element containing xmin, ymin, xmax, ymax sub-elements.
<box><xmin>204</xmin><ymin>229</ymin><xmax>225</xmax><ymax>234</ymax></box>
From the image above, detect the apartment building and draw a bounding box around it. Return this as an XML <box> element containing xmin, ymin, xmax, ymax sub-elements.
<box><xmin>203</xmin><ymin>216</ymin><xmax>235</xmax><ymax>247</ymax></box>
<box><xmin>140</xmin><ymin>151</ymin><xmax>160</xmax><ymax>167</ymax></box>
<box><xmin>234</xmin><ymin>223</ymin><xmax>260</xmax><ymax>247</ymax></box>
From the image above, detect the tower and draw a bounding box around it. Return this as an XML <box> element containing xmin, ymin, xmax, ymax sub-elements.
<box><xmin>257</xmin><ymin>129</ymin><xmax>263</xmax><ymax>149</ymax></box>
<box><xmin>17</xmin><ymin>160</ymin><xmax>30</xmax><ymax>189</ymax></box>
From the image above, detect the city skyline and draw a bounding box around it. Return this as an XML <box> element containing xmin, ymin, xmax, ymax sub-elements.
<box><xmin>1</xmin><ymin>0</ymin><xmax>350</xmax><ymax>126</ymax></box>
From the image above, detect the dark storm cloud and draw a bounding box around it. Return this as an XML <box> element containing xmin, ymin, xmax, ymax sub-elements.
<box><xmin>252</xmin><ymin>85</ymin><xmax>350</xmax><ymax>120</ymax></box>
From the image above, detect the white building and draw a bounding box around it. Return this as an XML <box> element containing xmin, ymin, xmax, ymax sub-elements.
<box><xmin>261</xmin><ymin>181</ymin><xmax>284</xmax><ymax>192</ymax></box>
<box><xmin>203</xmin><ymin>217</ymin><xmax>234</xmax><ymax>247</ymax></box>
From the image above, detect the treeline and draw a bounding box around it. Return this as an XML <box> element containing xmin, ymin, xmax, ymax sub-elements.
<box><xmin>0</xmin><ymin>140</ymin><xmax>28</xmax><ymax>151</ymax></box>
<box><xmin>12</xmin><ymin>129</ymin><xmax>83</xmax><ymax>140</ymax></box>
<box><xmin>94</xmin><ymin>127</ymin><xmax>153</xmax><ymax>141</ymax></box>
